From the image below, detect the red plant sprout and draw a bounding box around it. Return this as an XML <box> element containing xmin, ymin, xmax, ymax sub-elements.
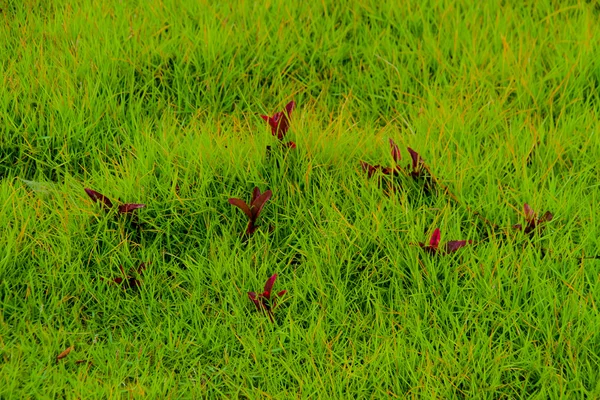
<box><xmin>228</xmin><ymin>187</ymin><xmax>272</xmax><ymax>236</ymax></box>
<box><xmin>390</xmin><ymin>138</ymin><xmax>402</xmax><ymax>164</ymax></box>
<box><xmin>513</xmin><ymin>203</ymin><xmax>553</xmax><ymax>235</ymax></box>
<box><xmin>407</xmin><ymin>147</ymin><xmax>424</xmax><ymax>178</ymax></box>
<box><xmin>84</xmin><ymin>188</ymin><xmax>113</xmax><ymax>211</ymax></box>
<box><xmin>261</xmin><ymin>101</ymin><xmax>296</xmax><ymax>148</ymax></box>
<box><xmin>84</xmin><ymin>188</ymin><xmax>145</xmax><ymax>215</ymax></box>
<box><xmin>248</xmin><ymin>274</ymin><xmax>287</xmax><ymax>322</ymax></box>
<box><xmin>361</xmin><ymin>138</ymin><xmax>403</xmax><ymax>178</ymax></box>
<box><xmin>419</xmin><ymin>228</ymin><xmax>471</xmax><ymax>255</ymax></box>
<box><xmin>101</xmin><ymin>262</ymin><xmax>148</xmax><ymax>290</ymax></box>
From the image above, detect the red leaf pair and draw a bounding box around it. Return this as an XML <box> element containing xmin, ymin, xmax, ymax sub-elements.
<box><xmin>101</xmin><ymin>262</ymin><xmax>148</xmax><ymax>289</ymax></box>
<box><xmin>228</xmin><ymin>187</ymin><xmax>272</xmax><ymax>236</ymax></box>
<box><xmin>513</xmin><ymin>203</ymin><xmax>553</xmax><ymax>235</ymax></box>
<box><xmin>84</xmin><ymin>188</ymin><xmax>145</xmax><ymax>214</ymax></box>
<box><xmin>407</xmin><ymin>147</ymin><xmax>424</xmax><ymax>178</ymax></box>
<box><xmin>248</xmin><ymin>274</ymin><xmax>287</xmax><ymax>322</ymax></box>
<box><xmin>361</xmin><ymin>138</ymin><xmax>402</xmax><ymax>178</ymax></box>
<box><xmin>261</xmin><ymin>101</ymin><xmax>296</xmax><ymax>148</ymax></box>
<box><xmin>419</xmin><ymin>228</ymin><xmax>471</xmax><ymax>255</ymax></box>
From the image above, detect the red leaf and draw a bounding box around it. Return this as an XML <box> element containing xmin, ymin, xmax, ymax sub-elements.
<box><xmin>389</xmin><ymin>138</ymin><xmax>401</xmax><ymax>163</ymax></box>
<box><xmin>445</xmin><ymin>240</ymin><xmax>470</xmax><ymax>253</ymax></box>
<box><xmin>429</xmin><ymin>228</ymin><xmax>441</xmax><ymax>249</ymax></box>
<box><xmin>540</xmin><ymin>211</ymin><xmax>553</xmax><ymax>223</ymax></box>
<box><xmin>407</xmin><ymin>147</ymin><xmax>420</xmax><ymax>167</ymax></box>
<box><xmin>251</xmin><ymin>187</ymin><xmax>261</xmax><ymax>203</ymax></box>
<box><xmin>228</xmin><ymin>198</ymin><xmax>253</xmax><ymax>220</ymax></box>
<box><xmin>262</xmin><ymin>101</ymin><xmax>295</xmax><ymax>140</ymax></box>
<box><xmin>118</xmin><ymin>203</ymin><xmax>146</xmax><ymax>214</ymax></box>
<box><xmin>263</xmin><ymin>274</ymin><xmax>278</xmax><ymax>298</ymax></box>
<box><xmin>248</xmin><ymin>292</ymin><xmax>261</xmax><ymax>309</ymax></box>
<box><xmin>251</xmin><ymin>189</ymin><xmax>272</xmax><ymax>220</ymax></box>
<box><xmin>84</xmin><ymin>188</ymin><xmax>113</xmax><ymax>210</ymax></box>
<box><xmin>523</xmin><ymin>203</ymin><xmax>535</xmax><ymax>222</ymax></box>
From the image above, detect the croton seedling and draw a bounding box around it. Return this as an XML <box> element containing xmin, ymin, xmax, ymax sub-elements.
<box><xmin>84</xmin><ymin>188</ymin><xmax>145</xmax><ymax>214</ymax></box>
<box><xmin>361</xmin><ymin>138</ymin><xmax>402</xmax><ymax>178</ymax></box>
<box><xmin>101</xmin><ymin>262</ymin><xmax>148</xmax><ymax>290</ymax></box>
<box><xmin>261</xmin><ymin>101</ymin><xmax>296</xmax><ymax>148</ymax></box>
<box><xmin>513</xmin><ymin>203</ymin><xmax>553</xmax><ymax>235</ymax></box>
<box><xmin>419</xmin><ymin>228</ymin><xmax>471</xmax><ymax>255</ymax></box>
<box><xmin>248</xmin><ymin>273</ymin><xmax>287</xmax><ymax>322</ymax></box>
<box><xmin>228</xmin><ymin>187</ymin><xmax>272</xmax><ymax>236</ymax></box>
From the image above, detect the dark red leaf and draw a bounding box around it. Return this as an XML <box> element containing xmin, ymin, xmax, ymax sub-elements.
<box><xmin>445</xmin><ymin>240</ymin><xmax>470</xmax><ymax>253</ymax></box>
<box><xmin>229</xmin><ymin>198</ymin><xmax>253</xmax><ymax>220</ymax></box>
<box><xmin>262</xmin><ymin>101</ymin><xmax>295</xmax><ymax>140</ymax></box>
<box><xmin>276</xmin><ymin>290</ymin><xmax>287</xmax><ymax>297</ymax></box>
<box><xmin>523</xmin><ymin>203</ymin><xmax>535</xmax><ymax>222</ymax></box>
<box><xmin>251</xmin><ymin>187</ymin><xmax>261</xmax><ymax>203</ymax></box>
<box><xmin>389</xmin><ymin>138</ymin><xmax>401</xmax><ymax>163</ymax></box>
<box><xmin>248</xmin><ymin>292</ymin><xmax>261</xmax><ymax>309</ymax></box>
<box><xmin>429</xmin><ymin>228</ymin><xmax>441</xmax><ymax>249</ymax></box>
<box><xmin>540</xmin><ymin>211</ymin><xmax>553</xmax><ymax>223</ymax></box>
<box><xmin>251</xmin><ymin>189</ymin><xmax>272</xmax><ymax>220</ymax></box>
<box><xmin>118</xmin><ymin>203</ymin><xmax>146</xmax><ymax>214</ymax></box>
<box><xmin>361</xmin><ymin>161</ymin><xmax>380</xmax><ymax>178</ymax></box>
<box><xmin>407</xmin><ymin>147</ymin><xmax>421</xmax><ymax>168</ymax></box>
<box><xmin>263</xmin><ymin>274</ymin><xmax>277</xmax><ymax>298</ymax></box>
<box><xmin>84</xmin><ymin>188</ymin><xmax>113</xmax><ymax>210</ymax></box>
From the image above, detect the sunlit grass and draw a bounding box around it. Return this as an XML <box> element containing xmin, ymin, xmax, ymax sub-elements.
<box><xmin>1</xmin><ymin>0</ymin><xmax>600</xmax><ymax>397</ymax></box>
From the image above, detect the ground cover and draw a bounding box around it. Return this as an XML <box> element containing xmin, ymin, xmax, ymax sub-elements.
<box><xmin>1</xmin><ymin>0</ymin><xmax>600</xmax><ymax>398</ymax></box>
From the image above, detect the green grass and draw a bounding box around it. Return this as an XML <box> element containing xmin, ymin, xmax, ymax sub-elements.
<box><xmin>1</xmin><ymin>0</ymin><xmax>600</xmax><ymax>397</ymax></box>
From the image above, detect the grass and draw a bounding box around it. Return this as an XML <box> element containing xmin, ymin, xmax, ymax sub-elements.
<box><xmin>1</xmin><ymin>0</ymin><xmax>600</xmax><ymax>397</ymax></box>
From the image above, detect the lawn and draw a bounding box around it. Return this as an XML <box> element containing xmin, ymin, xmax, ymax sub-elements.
<box><xmin>1</xmin><ymin>0</ymin><xmax>600</xmax><ymax>398</ymax></box>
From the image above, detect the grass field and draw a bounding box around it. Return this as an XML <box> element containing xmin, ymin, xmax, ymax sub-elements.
<box><xmin>1</xmin><ymin>0</ymin><xmax>600</xmax><ymax>398</ymax></box>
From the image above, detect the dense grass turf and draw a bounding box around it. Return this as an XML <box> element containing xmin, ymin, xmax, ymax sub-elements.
<box><xmin>2</xmin><ymin>0</ymin><xmax>600</xmax><ymax>397</ymax></box>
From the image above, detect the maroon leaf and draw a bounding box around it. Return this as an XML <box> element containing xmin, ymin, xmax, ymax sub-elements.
<box><xmin>261</xmin><ymin>101</ymin><xmax>295</xmax><ymax>141</ymax></box>
<box><xmin>248</xmin><ymin>292</ymin><xmax>260</xmax><ymax>309</ymax></box>
<box><xmin>407</xmin><ymin>147</ymin><xmax>423</xmax><ymax>176</ymax></box>
<box><xmin>361</xmin><ymin>161</ymin><xmax>379</xmax><ymax>178</ymax></box>
<box><xmin>229</xmin><ymin>188</ymin><xmax>272</xmax><ymax>236</ymax></box>
<box><xmin>263</xmin><ymin>274</ymin><xmax>277</xmax><ymax>297</ymax></box>
<box><xmin>389</xmin><ymin>138</ymin><xmax>401</xmax><ymax>163</ymax></box>
<box><xmin>84</xmin><ymin>188</ymin><xmax>113</xmax><ymax>210</ymax></box>
<box><xmin>429</xmin><ymin>228</ymin><xmax>441</xmax><ymax>249</ymax></box>
<box><xmin>523</xmin><ymin>203</ymin><xmax>535</xmax><ymax>221</ymax></box>
<box><xmin>251</xmin><ymin>189</ymin><xmax>272</xmax><ymax>220</ymax></box>
<box><xmin>445</xmin><ymin>240</ymin><xmax>471</xmax><ymax>253</ymax></box>
<box><xmin>228</xmin><ymin>198</ymin><xmax>253</xmax><ymax>220</ymax></box>
<box><xmin>540</xmin><ymin>211</ymin><xmax>553</xmax><ymax>223</ymax></box>
<box><xmin>248</xmin><ymin>274</ymin><xmax>287</xmax><ymax>321</ymax></box>
<box><xmin>118</xmin><ymin>203</ymin><xmax>146</xmax><ymax>214</ymax></box>
<box><xmin>514</xmin><ymin>204</ymin><xmax>553</xmax><ymax>235</ymax></box>
<box><xmin>419</xmin><ymin>228</ymin><xmax>470</xmax><ymax>255</ymax></box>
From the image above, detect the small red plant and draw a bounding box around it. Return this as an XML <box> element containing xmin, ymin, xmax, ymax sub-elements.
<box><xmin>407</xmin><ymin>147</ymin><xmax>425</xmax><ymax>178</ymax></box>
<box><xmin>84</xmin><ymin>188</ymin><xmax>145</xmax><ymax>214</ymax></box>
<box><xmin>361</xmin><ymin>138</ymin><xmax>402</xmax><ymax>178</ymax></box>
<box><xmin>419</xmin><ymin>228</ymin><xmax>471</xmax><ymax>255</ymax></box>
<box><xmin>228</xmin><ymin>187</ymin><xmax>272</xmax><ymax>236</ymax></box>
<box><xmin>248</xmin><ymin>274</ymin><xmax>287</xmax><ymax>322</ymax></box>
<box><xmin>101</xmin><ymin>262</ymin><xmax>147</xmax><ymax>290</ymax></box>
<box><xmin>261</xmin><ymin>101</ymin><xmax>296</xmax><ymax>148</ymax></box>
<box><xmin>513</xmin><ymin>203</ymin><xmax>553</xmax><ymax>235</ymax></box>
